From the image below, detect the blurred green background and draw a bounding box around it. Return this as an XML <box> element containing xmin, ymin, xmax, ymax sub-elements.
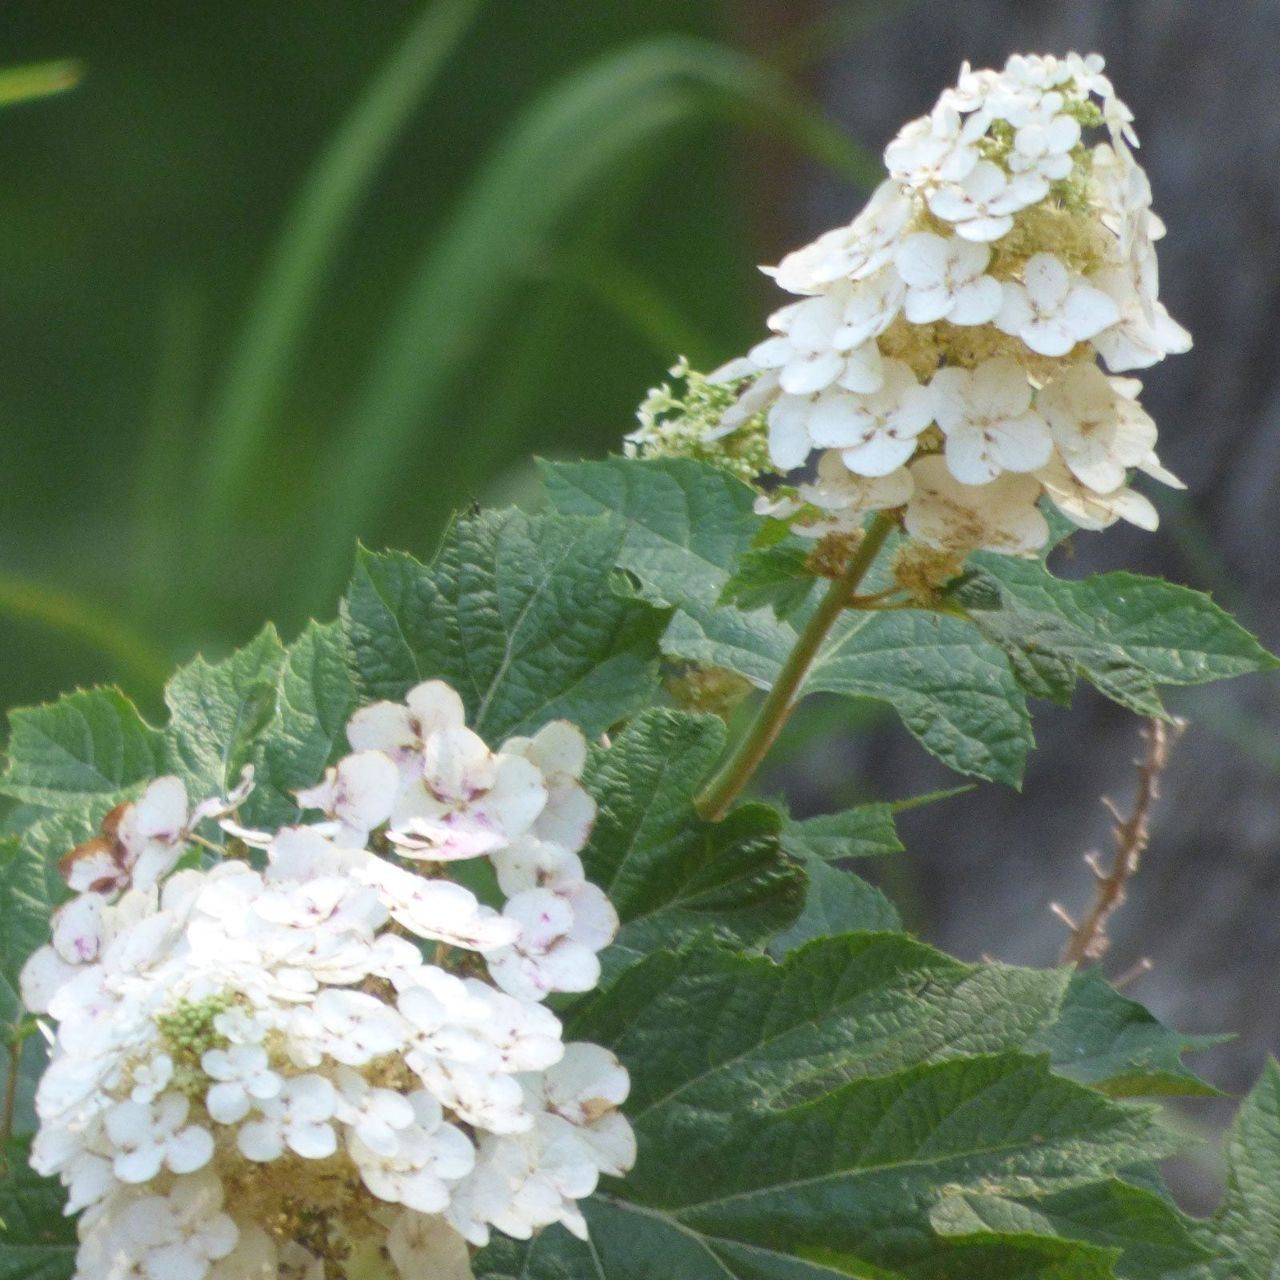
<box><xmin>5</xmin><ymin>1</ymin><xmax>1280</xmax><ymax>1207</ymax></box>
<box><xmin>0</xmin><ymin>0</ymin><xmax>886</xmax><ymax>719</ymax></box>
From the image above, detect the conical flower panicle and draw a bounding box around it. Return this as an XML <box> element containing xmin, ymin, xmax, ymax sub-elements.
<box><xmin>687</xmin><ymin>53</ymin><xmax>1191</xmax><ymax>555</ymax></box>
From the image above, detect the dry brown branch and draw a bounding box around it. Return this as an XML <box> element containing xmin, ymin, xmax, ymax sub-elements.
<box><xmin>1055</xmin><ymin>716</ymin><xmax>1186</xmax><ymax>967</ymax></box>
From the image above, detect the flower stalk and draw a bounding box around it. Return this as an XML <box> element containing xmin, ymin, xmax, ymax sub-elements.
<box><xmin>695</xmin><ymin>511</ymin><xmax>895</xmax><ymax>821</ymax></box>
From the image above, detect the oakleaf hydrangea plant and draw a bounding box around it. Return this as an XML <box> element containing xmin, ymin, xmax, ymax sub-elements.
<box><xmin>3</xmin><ymin>51</ymin><xmax>1280</xmax><ymax>1280</ymax></box>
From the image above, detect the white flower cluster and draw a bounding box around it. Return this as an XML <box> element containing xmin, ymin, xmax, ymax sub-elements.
<box><xmin>21</xmin><ymin>682</ymin><xmax>633</xmax><ymax>1280</ymax></box>
<box><xmin>623</xmin><ymin>356</ymin><xmax>775</xmax><ymax>484</ymax></box>
<box><xmin>713</xmin><ymin>52</ymin><xmax>1190</xmax><ymax>555</ymax></box>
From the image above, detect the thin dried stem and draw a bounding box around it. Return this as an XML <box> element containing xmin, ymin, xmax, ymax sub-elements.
<box><xmin>1057</xmin><ymin>716</ymin><xmax>1186</xmax><ymax>967</ymax></box>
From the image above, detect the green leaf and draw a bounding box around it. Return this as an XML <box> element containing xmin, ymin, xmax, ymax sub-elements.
<box><xmin>543</xmin><ymin>457</ymin><xmax>1032</xmax><ymax>785</ymax></box>
<box><xmin>0</xmin><ymin>1139</ymin><xmax>76</xmax><ymax>1280</ymax></box>
<box><xmin>1029</xmin><ymin>967</ymin><xmax>1222</xmax><ymax>1098</ymax></box>
<box><xmin>631</xmin><ymin>1051</ymin><xmax>1170</xmax><ymax>1267</ymax></box>
<box><xmin>1195</xmin><ymin>1059</ymin><xmax>1280</xmax><ymax>1279</ymax></box>
<box><xmin>930</xmin><ymin>1181</ymin><xmax>1210</xmax><ymax>1279</ymax></box>
<box><xmin>569</xmin><ymin>937</ymin><xmax>1072</xmax><ymax>1116</ymax></box>
<box><xmin>968</xmin><ymin>557</ymin><xmax>1279</xmax><ymax>715</ymax></box>
<box><xmin>541</xmin><ymin>456</ymin><xmax>758</xmax><ymax>611</ymax></box>
<box><xmin>584</xmin><ymin>709</ymin><xmax>805</xmax><ymax>976</ymax></box>
<box><xmin>477</xmin><ymin>1202</ymin><xmax>1120</xmax><ymax>1279</ymax></box>
<box><xmin>1</xmin><ymin>689</ymin><xmax>164</xmax><ymax>817</ymax></box>
<box><xmin>769</xmin><ymin>859</ymin><xmax>900</xmax><ymax>954</ymax></box>
<box><xmin>478</xmin><ymin>933</ymin><xmax>1176</xmax><ymax>1279</ymax></box>
<box><xmin>341</xmin><ymin>510</ymin><xmax>668</xmax><ymax>741</ymax></box>
<box><xmin>774</xmin><ymin>805</ymin><xmax>903</xmax><ymax>952</ymax></box>
<box><xmin>0</xmin><ymin>839</ymin><xmax>50</xmax><ymax>1025</ymax></box>
<box><xmin>782</xmin><ymin>805</ymin><xmax>903</xmax><ymax>862</ymax></box>
<box><xmin>720</xmin><ymin>539</ymin><xmax>817</xmax><ymax>619</ymax></box>
<box><xmin>246</xmin><ymin>620</ymin><xmax>362</xmax><ymax>828</ymax></box>
<box><xmin>161</xmin><ymin>625</ymin><xmax>286</xmax><ymax>802</ymax></box>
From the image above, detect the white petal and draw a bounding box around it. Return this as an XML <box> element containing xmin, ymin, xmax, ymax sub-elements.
<box><xmin>995</xmin><ymin>282</ymin><xmax>1034</xmax><ymax>337</ymax></box>
<box><xmin>990</xmin><ymin>414</ymin><xmax>1054</xmax><ymax>472</ymax></box>
<box><xmin>206</xmin><ymin>1083</ymin><xmax>251</xmax><ymax>1125</ymax></box>
<box><xmin>747</xmin><ymin>334</ymin><xmax>794</xmax><ymax>369</ymax></box>
<box><xmin>947</xmin><ymin>274</ymin><xmax>1003</xmax><ymax>325</ymax></box>
<box><xmin>167</xmin><ymin>1125</ymin><xmax>215</xmax><ymax>1174</ymax></box>
<box><xmin>534</xmin><ymin>783</ymin><xmax>596</xmax><ymax>851</ymax></box>
<box><xmin>581</xmin><ymin>1110</ymin><xmax>637</xmax><ymax>1178</ymax></box>
<box><xmin>945</xmin><ymin>428</ymin><xmax>1001</xmax><ymax>485</ymax></box>
<box><xmin>405</xmin><ymin>681</ymin><xmax>468</xmax><ymax>737</ymax></box>
<box><xmin>766</xmin><ymin>398</ymin><xmax>814</xmax><ymax>471</ymax></box>
<box><xmin>19</xmin><ymin>946</ymin><xmax>78</xmax><ymax>1013</ymax></box>
<box><xmin>1022</xmin><ymin>253</ymin><xmax>1070</xmax><ymax>307</ymax></box>
<box><xmin>113</xmin><ymin>1146</ymin><xmax>165</xmax><ymax>1183</ymax></box>
<box><xmin>51</xmin><ymin>894</ymin><xmax>106</xmax><ymax>965</ymax></box>
<box><xmin>133</xmin><ymin>776</ymin><xmax>188</xmax><ymax>841</ymax></box>
<box><xmin>288</xmin><ymin>1122</ymin><xmax>338</xmax><ymax>1160</ymax></box>
<box><xmin>904</xmin><ymin>285</ymin><xmax>954</xmax><ymax>325</ymax></box>
<box><xmin>893</xmin><ymin>232</ymin><xmax>949</xmax><ymax>289</ymax></box>
<box><xmin>835</xmin><ymin>343</ymin><xmax>884</xmax><ymax>393</ymax></box>
<box><xmin>842</xmin><ymin>433</ymin><xmax>917</xmax><ymax>477</ymax></box>
<box><xmin>237</xmin><ymin>1122</ymin><xmax>284</xmax><ymax>1163</ymax></box>
<box><xmin>522</xmin><ymin>721</ymin><xmax>588</xmax><ymax>780</ymax></box>
<box><xmin>953</xmin><ymin>213</ymin><xmax>1014</xmax><ymax>241</ymax></box>
<box><xmin>1023</xmin><ymin>317</ymin><xmax>1078</xmax><ymax>357</ymax></box>
<box><xmin>807</xmin><ymin>393</ymin><xmax>870</xmax><ymax>449</ymax></box>
<box><xmin>779</xmin><ymin>349</ymin><xmax>844</xmax><ymax>395</ymax></box>
<box><xmin>1063</xmin><ymin>283</ymin><xmax>1122</xmax><ymax>341</ymax></box>
<box><xmin>347</xmin><ymin>702</ymin><xmax>417</xmax><ymax>755</ymax></box>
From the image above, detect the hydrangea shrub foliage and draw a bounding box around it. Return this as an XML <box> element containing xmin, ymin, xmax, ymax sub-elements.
<box><xmin>3</xmin><ymin>52</ymin><xmax>1280</xmax><ymax>1280</ymax></box>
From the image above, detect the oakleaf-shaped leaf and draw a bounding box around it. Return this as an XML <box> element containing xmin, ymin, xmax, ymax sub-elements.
<box><xmin>583</xmin><ymin>709</ymin><xmax>805</xmax><ymax>976</ymax></box>
<box><xmin>246</xmin><ymin>620</ymin><xmax>361</xmax><ymax>828</ymax></box>
<box><xmin>478</xmin><ymin>935</ymin><xmax>1175</xmax><ymax>1279</ymax></box>
<box><xmin>1193</xmin><ymin>1059</ymin><xmax>1280</xmax><ymax>1278</ymax></box>
<box><xmin>1</xmin><ymin>688</ymin><xmax>163</xmax><ymax>817</ymax></box>
<box><xmin>161</xmin><ymin>624</ymin><xmax>286</xmax><ymax>801</ymax></box>
<box><xmin>1029</xmin><ymin>967</ymin><xmax>1222</xmax><ymax>1098</ymax></box>
<box><xmin>967</xmin><ymin>557</ymin><xmax>1279</xmax><ymax>714</ymax></box>
<box><xmin>569</xmin><ymin>937</ymin><xmax>1071</xmax><ymax>1116</ymax></box>
<box><xmin>720</xmin><ymin>538</ymin><xmax>817</xmax><ymax>618</ymax></box>
<box><xmin>341</xmin><ymin>510</ymin><xmax>668</xmax><ymax>740</ymax></box>
<box><xmin>929</xmin><ymin>1180</ymin><xmax>1210</xmax><ymax>1279</ymax></box>
<box><xmin>542</xmin><ymin>457</ymin><xmax>1032</xmax><ymax>785</ymax></box>
<box><xmin>782</xmin><ymin>805</ymin><xmax>903</xmax><ymax>861</ymax></box>
<box><xmin>478</xmin><ymin>1200</ymin><xmax>1121</xmax><ymax>1279</ymax></box>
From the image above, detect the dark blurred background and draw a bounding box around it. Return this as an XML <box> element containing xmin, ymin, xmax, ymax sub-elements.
<box><xmin>1</xmin><ymin>0</ymin><xmax>1277</xmax><ymax>1204</ymax></box>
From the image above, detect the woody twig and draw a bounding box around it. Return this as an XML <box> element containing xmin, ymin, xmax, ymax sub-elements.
<box><xmin>1054</xmin><ymin>716</ymin><xmax>1186</xmax><ymax>968</ymax></box>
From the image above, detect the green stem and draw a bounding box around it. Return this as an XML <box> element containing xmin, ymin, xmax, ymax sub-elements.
<box><xmin>694</xmin><ymin>512</ymin><xmax>895</xmax><ymax>821</ymax></box>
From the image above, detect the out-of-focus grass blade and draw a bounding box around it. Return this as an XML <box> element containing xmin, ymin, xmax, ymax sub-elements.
<box><xmin>565</xmin><ymin>252</ymin><xmax>713</xmax><ymax>361</ymax></box>
<box><xmin>0</xmin><ymin>570</ymin><xmax>171</xmax><ymax>694</ymax></box>
<box><xmin>298</xmin><ymin>36</ymin><xmax>878</xmax><ymax>606</ymax></box>
<box><xmin>130</xmin><ymin>281</ymin><xmax>206</xmax><ymax>628</ymax></box>
<box><xmin>191</xmin><ymin>0</ymin><xmax>486</xmax><ymax>582</ymax></box>
<box><xmin>0</xmin><ymin>59</ymin><xmax>82</xmax><ymax>109</ymax></box>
